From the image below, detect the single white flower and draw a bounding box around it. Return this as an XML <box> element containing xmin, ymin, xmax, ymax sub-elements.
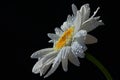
<box><xmin>31</xmin><ymin>3</ymin><xmax>104</xmax><ymax>78</ymax></box>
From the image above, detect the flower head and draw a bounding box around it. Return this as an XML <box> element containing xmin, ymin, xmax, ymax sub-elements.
<box><xmin>31</xmin><ymin>3</ymin><xmax>104</xmax><ymax>78</ymax></box>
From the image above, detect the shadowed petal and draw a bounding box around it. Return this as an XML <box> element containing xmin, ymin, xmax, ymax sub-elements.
<box><xmin>85</xmin><ymin>34</ymin><xmax>98</xmax><ymax>44</ymax></box>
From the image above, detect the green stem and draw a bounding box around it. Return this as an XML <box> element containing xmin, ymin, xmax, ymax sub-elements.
<box><xmin>86</xmin><ymin>53</ymin><xmax>112</xmax><ymax>80</ymax></box>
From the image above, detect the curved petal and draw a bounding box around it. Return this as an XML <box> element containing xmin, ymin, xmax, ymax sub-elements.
<box><xmin>73</xmin><ymin>11</ymin><xmax>81</xmax><ymax>33</ymax></box>
<box><xmin>80</xmin><ymin>4</ymin><xmax>90</xmax><ymax>23</ymax></box>
<box><xmin>85</xmin><ymin>34</ymin><xmax>98</xmax><ymax>44</ymax></box>
<box><xmin>32</xmin><ymin>59</ymin><xmax>43</xmax><ymax>74</ymax></box>
<box><xmin>31</xmin><ymin>48</ymin><xmax>54</xmax><ymax>59</ymax></box>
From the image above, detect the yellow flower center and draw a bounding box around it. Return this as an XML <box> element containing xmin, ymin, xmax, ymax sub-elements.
<box><xmin>54</xmin><ymin>26</ymin><xmax>74</xmax><ymax>50</ymax></box>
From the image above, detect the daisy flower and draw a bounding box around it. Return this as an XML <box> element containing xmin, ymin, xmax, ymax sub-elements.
<box><xmin>31</xmin><ymin>3</ymin><xmax>104</xmax><ymax>78</ymax></box>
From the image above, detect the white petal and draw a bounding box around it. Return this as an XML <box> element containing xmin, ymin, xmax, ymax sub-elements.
<box><xmin>68</xmin><ymin>51</ymin><xmax>80</xmax><ymax>66</ymax></box>
<box><xmin>31</xmin><ymin>48</ymin><xmax>53</xmax><ymax>59</ymax></box>
<box><xmin>32</xmin><ymin>51</ymin><xmax>57</xmax><ymax>74</ymax></box>
<box><xmin>67</xmin><ymin>15</ymin><xmax>73</xmax><ymax>26</ymax></box>
<box><xmin>80</xmin><ymin>4</ymin><xmax>90</xmax><ymax>23</ymax></box>
<box><xmin>40</xmin><ymin>51</ymin><xmax>57</xmax><ymax>64</ymax></box>
<box><xmin>61</xmin><ymin>22</ymin><xmax>69</xmax><ymax>31</ymax></box>
<box><xmin>85</xmin><ymin>34</ymin><xmax>98</xmax><ymax>44</ymax></box>
<box><xmin>44</xmin><ymin>48</ymin><xmax>65</xmax><ymax>78</ymax></box>
<box><xmin>67</xmin><ymin>15</ymin><xmax>72</xmax><ymax>22</ymax></box>
<box><xmin>62</xmin><ymin>58</ymin><xmax>68</xmax><ymax>72</ymax></box>
<box><xmin>47</xmin><ymin>33</ymin><xmax>59</xmax><ymax>41</ymax></box>
<box><xmin>73</xmin><ymin>30</ymin><xmax>87</xmax><ymax>50</ymax></box>
<box><xmin>72</xmin><ymin>4</ymin><xmax>77</xmax><ymax>16</ymax></box>
<box><xmin>81</xmin><ymin>17</ymin><xmax>104</xmax><ymax>32</ymax></box>
<box><xmin>81</xmin><ymin>7</ymin><xmax>104</xmax><ymax>32</ymax></box>
<box><xmin>55</xmin><ymin>27</ymin><xmax>63</xmax><ymax>36</ymax></box>
<box><xmin>62</xmin><ymin>47</ymin><xmax>70</xmax><ymax>72</ymax></box>
<box><xmin>73</xmin><ymin>11</ymin><xmax>81</xmax><ymax>33</ymax></box>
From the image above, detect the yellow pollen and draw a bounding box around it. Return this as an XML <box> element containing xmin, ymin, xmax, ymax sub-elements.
<box><xmin>54</xmin><ymin>26</ymin><xmax>74</xmax><ymax>50</ymax></box>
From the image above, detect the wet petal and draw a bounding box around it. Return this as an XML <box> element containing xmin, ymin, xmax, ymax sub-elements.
<box><xmin>73</xmin><ymin>30</ymin><xmax>87</xmax><ymax>50</ymax></box>
<box><xmin>71</xmin><ymin>41</ymin><xmax>86</xmax><ymax>58</ymax></box>
<box><xmin>74</xmin><ymin>30</ymin><xmax>87</xmax><ymax>38</ymax></box>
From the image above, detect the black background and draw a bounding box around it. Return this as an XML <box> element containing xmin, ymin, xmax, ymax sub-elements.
<box><xmin>1</xmin><ymin>0</ymin><xmax>120</xmax><ymax>80</ymax></box>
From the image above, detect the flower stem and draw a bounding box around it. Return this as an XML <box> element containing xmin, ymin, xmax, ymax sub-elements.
<box><xmin>86</xmin><ymin>53</ymin><xmax>112</xmax><ymax>80</ymax></box>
